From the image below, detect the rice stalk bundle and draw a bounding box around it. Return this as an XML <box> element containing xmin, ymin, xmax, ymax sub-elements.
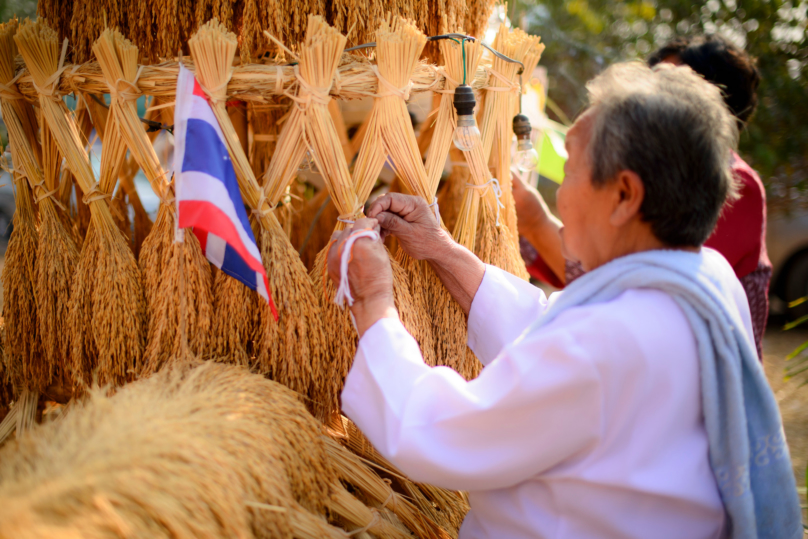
<box><xmin>0</xmin><ymin>360</ymin><xmax>449</xmax><ymax>538</ymax></box>
<box><xmin>424</xmin><ymin>27</ymin><xmax>483</xmax><ymax>206</ymax></box>
<box><xmin>0</xmin><ymin>170</ymin><xmax>39</xmax><ymax>393</ymax></box>
<box><xmin>117</xmin><ymin>153</ymin><xmax>154</xmax><ymax>257</ymax></box>
<box><xmin>323</xmin><ymin>435</ymin><xmax>456</xmax><ymax>539</ymax></box>
<box><xmin>93</xmin><ymin>28</ymin><xmax>214</xmax><ymax>374</ymax></box>
<box><xmin>35</xmin><ymin>0</ymin><xmax>73</xmax><ymax>47</ymax></box>
<box><xmin>478</xmin><ymin>25</ymin><xmax>544</xmax><ymax>244</ymax></box>
<box><xmin>33</xmin><ymin>117</ymin><xmax>80</xmax><ymax>391</ymax></box>
<box><xmin>0</xmin><ymin>360</ymin><xmax>344</xmax><ymax>538</ymax></box>
<box><xmin>0</xmin><ymin>19</ymin><xmax>45</xmax><ymax>393</ymax></box>
<box><xmin>12</xmin><ymin>53</ymin><xmax>481</xmax><ymax>105</ymax></box>
<box><xmin>356</xmin><ymin>17</ymin><xmax>490</xmax><ymax>372</ymax></box>
<box><xmin>14</xmin><ymin>18</ymin><xmax>146</xmax><ymax>389</ymax></box>
<box><xmin>455</xmin><ymin>121</ymin><xmax>529</xmax><ymax>282</ymax></box>
<box><xmin>190</xmin><ymin>19</ymin><xmax>326</xmax><ymax>412</ymax></box>
<box><xmin>265</xmin><ymin>17</ymin><xmax>430</xmax><ymax>416</ymax></box>
<box><xmin>436</xmin><ymin>148</ymin><xmax>470</xmax><ymax>233</ymax></box>
<box><xmin>262</xmin><ymin>16</ymin><xmax>367</xmax><ymax>419</ymax></box>
<box><xmin>333</xmin><ymin>415</ymin><xmax>471</xmax><ymax>537</ymax></box>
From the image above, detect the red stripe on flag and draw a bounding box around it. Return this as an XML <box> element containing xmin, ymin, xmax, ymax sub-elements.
<box><xmin>178</xmin><ymin>200</ymin><xmax>265</xmax><ymax>276</ymax></box>
<box><xmin>263</xmin><ymin>275</ymin><xmax>278</xmax><ymax>321</ymax></box>
<box><xmin>192</xmin><ymin>79</ymin><xmax>208</xmax><ymax>100</ymax></box>
<box><xmin>194</xmin><ymin>228</ymin><xmax>208</xmax><ymax>253</ymax></box>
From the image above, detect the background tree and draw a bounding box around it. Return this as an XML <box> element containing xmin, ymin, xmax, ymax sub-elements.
<box><xmin>512</xmin><ymin>0</ymin><xmax>808</xmax><ymax>212</ymax></box>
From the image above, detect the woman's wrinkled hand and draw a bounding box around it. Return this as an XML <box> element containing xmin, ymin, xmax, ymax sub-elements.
<box><xmin>366</xmin><ymin>193</ymin><xmax>453</xmax><ymax>262</ymax></box>
<box><xmin>327</xmin><ymin>218</ymin><xmax>398</xmax><ymax>335</ymax></box>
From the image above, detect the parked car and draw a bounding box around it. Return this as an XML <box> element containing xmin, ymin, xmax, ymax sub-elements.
<box><xmin>768</xmin><ymin>209</ymin><xmax>808</xmax><ymax>319</ymax></box>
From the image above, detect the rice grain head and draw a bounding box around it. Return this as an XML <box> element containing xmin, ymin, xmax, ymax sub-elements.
<box><xmin>69</xmin><ymin>213</ymin><xmax>147</xmax><ymax>390</ymax></box>
<box><xmin>210</xmin><ymin>266</ymin><xmax>260</xmax><ymax>366</ymax></box>
<box><xmin>1</xmin><ymin>176</ymin><xmax>41</xmax><ymax>393</ymax></box>
<box><xmin>141</xmin><ymin>224</ymin><xmax>213</xmax><ymax>377</ymax></box>
<box><xmin>0</xmin><ymin>360</ymin><xmax>337</xmax><ymax>538</ymax></box>
<box><xmin>310</xmin><ymin>245</ymin><xmax>355</xmax><ymax>423</ymax></box>
<box><xmin>34</xmin><ymin>201</ymin><xmax>78</xmax><ymax>391</ymax></box>
<box><xmin>253</xmin><ymin>216</ymin><xmax>327</xmax><ymax>420</ymax></box>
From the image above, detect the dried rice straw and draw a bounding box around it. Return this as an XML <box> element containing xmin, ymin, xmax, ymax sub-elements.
<box><xmin>478</xmin><ymin>25</ymin><xmax>544</xmax><ymax>245</ymax></box>
<box><xmin>0</xmin><ymin>361</ymin><xmax>343</xmax><ymax>538</ymax></box>
<box><xmin>34</xmin><ymin>115</ymin><xmax>80</xmax><ymax>391</ymax></box>
<box><xmin>189</xmin><ymin>19</ymin><xmax>326</xmax><ymax>413</ymax></box>
<box><xmin>265</xmin><ymin>17</ymin><xmax>431</xmax><ymax>418</ymax></box>
<box><xmin>0</xmin><ymin>19</ymin><xmax>45</xmax><ymax>394</ymax></box>
<box><xmin>93</xmin><ymin>28</ymin><xmax>213</xmax><ymax>375</ymax></box>
<box><xmin>333</xmin><ymin>415</ymin><xmax>471</xmax><ymax>537</ymax></box>
<box><xmin>14</xmin><ymin>18</ymin><xmax>146</xmax><ymax>389</ymax></box>
<box><xmin>354</xmin><ymin>17</ymin><xmax>480</xmax><ymax>373</ymax></box>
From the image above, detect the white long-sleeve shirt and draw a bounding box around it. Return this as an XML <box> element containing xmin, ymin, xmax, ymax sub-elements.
<box><xmin>342</xmin><ymin>255</ymin><xmax>750</xmax><ymax>539</ymax></box>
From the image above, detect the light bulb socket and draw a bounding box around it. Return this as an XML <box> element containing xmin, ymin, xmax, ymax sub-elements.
<box><xmin>516</xmin><ymin>138</ymin><xmax>533</xmax><ymax>152</ymax></box>
<box><xmin>457</xmin><ymin>114</ymin><xmax>476</xmax><ymax>127</ymax></box>
<box><xmin>453</xmin><ymin>85</ymin><xmax>476</xmax><ymax>117</ymax></box>
<box><xmin>513</xmin><ymin>113</ymin><xmax>532</xmax><ymax>140</ymax></box>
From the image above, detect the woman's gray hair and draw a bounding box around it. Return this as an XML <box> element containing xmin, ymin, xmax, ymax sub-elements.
<box><xmin>585</xmin><ymin>62</ymin><xmax>739</xmax><ymax>247</ymax></box>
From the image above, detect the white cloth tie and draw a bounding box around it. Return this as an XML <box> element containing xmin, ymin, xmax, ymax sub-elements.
<box><xmin>334</xmin><ymin>229</ymin><xmax>381</xmax><ymax>309</ymax></box>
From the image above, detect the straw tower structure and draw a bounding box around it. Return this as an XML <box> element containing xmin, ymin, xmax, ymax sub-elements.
<box><xmin>189</xmin><ymin>19</ymin><xmax>326</xmax><ymax>414</ymax></box>
<box><xmin>92</xmin><ymin>28</ymin><xmax>214</xmax><ymax>374</ymax></box>
<box><xmin>0</xmin><ymin>19</ymin><xmax>45</xmax><ymax>394</ymax></box>
<box><xmin>14</xmin><ymin>18</ymin><xmax>146</xmax><ymax>389</ymax></box>
<box><xmin>269</xmin><ymin>17</ymin><xmax>431</xmax><ymax>418</ymax></box>
<box><xmin>34</xmin><ymin>117</ymin><xmax>80</xmax><ymax>390</ymax></box>
<box><xmin>478</xmin><ymin>25</ymin><xmax>544</xmax><ymax>245</ymax></box>
<box><xmin>353</xmin><ymin>17</ymin><xmax>481</xmax><ymax>374</ymax></box>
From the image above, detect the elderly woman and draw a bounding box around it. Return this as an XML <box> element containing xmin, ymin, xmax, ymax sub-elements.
<box><xmin>327</xmin><ymin>63</ymin><xmax>801</xmax><ymax>539</ymax></box>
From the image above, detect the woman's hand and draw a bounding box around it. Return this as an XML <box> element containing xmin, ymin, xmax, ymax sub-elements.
<box><xmin>368</xmin><ymin>193</ymin><xmax>486</xmax><ymax>314</ymax></box>
<box><xmin>327</xmin><ymin>218</ymin><xmax>399</xmax><ymax>336</ymax></box>
<box><xmin>366</xmin><ymin>193</ymin><xmax>454</xmax><ymax>262</ymax></box>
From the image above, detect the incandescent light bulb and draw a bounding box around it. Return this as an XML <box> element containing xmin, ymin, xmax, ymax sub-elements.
<box><xmin>452</xmin><ymin>84</ymin><xmax>479</xmax><ymax>151</ymax></box>
<box><xmin>512</xmin><ymin>113</ymin><xmax>538</xmax><ymax>172</ymax></box>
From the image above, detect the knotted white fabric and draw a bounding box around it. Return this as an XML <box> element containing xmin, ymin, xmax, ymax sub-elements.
<box><xmin>467</xmin><ymin>177</ymin><xmax>505</xmax><ymax>226</ymax></box>
<box><xmin>334</xmin><ymin>228</ymin><xmax>381</xmax><ymax>308</ymax></box>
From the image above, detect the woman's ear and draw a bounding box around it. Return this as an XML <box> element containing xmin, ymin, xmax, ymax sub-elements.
<box><xmin>609</xmin><ymin>170</ymin><xmax>645</xmax><ymax>227</ymax></box>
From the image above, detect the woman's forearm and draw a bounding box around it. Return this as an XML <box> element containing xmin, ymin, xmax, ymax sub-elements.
<box><xmin>522</xmin><ymin>212</ymin><xmax>567</xmax><ymax>284</ymax></box>
<box><xmin>426</xmin><ymin>232</ymin><xmax>486</xmax><ymax>315</ymax></box>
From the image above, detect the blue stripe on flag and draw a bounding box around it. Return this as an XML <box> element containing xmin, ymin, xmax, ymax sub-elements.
<box><xmin>182</xmin><ymin>118</ymin><xmax>253</xmax><ymax>238</ymax></box>
<box><xmin>220</xmin><ymin>243</ymin><xmax>259</xmax><ymax>289</ymax></box>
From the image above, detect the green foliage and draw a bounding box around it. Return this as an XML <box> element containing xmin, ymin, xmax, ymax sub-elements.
<box><xmin>513</xmin><ymin>0</ymin><xmax>808</xmax><ymax>211</ymax></box>
<box><xmin>0</xmin><ymin>0</ymin><xmax>37</xmax><ymax>22</ymax></box>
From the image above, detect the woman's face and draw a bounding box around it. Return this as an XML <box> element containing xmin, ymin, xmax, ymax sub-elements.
<box><xmin>556</xmin><ymin>111</ymin><xmax>617</xmax><ymax>271</ymax></box>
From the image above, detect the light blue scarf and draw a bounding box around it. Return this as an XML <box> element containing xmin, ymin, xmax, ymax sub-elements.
<box><xmin>530</xmin><ymin>248</ymin><xmax>802</xmax><ymax>539</ymax></box>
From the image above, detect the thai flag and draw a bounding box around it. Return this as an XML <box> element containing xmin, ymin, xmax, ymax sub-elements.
<box><xmin>174</xmin><ymin>64</ymin><xmax>277</xmax><ymax>319</ymax></box>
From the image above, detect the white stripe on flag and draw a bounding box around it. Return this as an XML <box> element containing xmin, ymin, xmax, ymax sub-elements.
<box><xmin>188</xmin><ymin>95</ymin><xmax>226</xmax><ymax>140</ymax></box>
<box><xmin>256</xmin><ymin>273</ymin><xmax>269</xmax><ymax>303</ymax></box>
<box><xmin>177</xmin><ymin>170</ymin><xmax>262</xmax><ymax>262</ymax></box>
<box><xmin>206</xmin><ymin>233</ymin><xmax>226</xmax><ymax>268</ymax></box>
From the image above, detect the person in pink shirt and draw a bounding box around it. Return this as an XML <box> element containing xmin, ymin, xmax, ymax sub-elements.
<box><xmin>517</xmin><ymin>35</ymin><xmax>771</xmax><ymax>357</ymax></box>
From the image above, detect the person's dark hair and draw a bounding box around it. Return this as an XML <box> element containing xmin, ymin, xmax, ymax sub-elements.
<box><xmin>586</xmin><ymin>63</ymin><xmax>738</xmax><ymax>247</ymax></box>
<box><xmin>648</xmin><ymin>35</ymin><xmax>760</xmax><ymax>129</ymax></box>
